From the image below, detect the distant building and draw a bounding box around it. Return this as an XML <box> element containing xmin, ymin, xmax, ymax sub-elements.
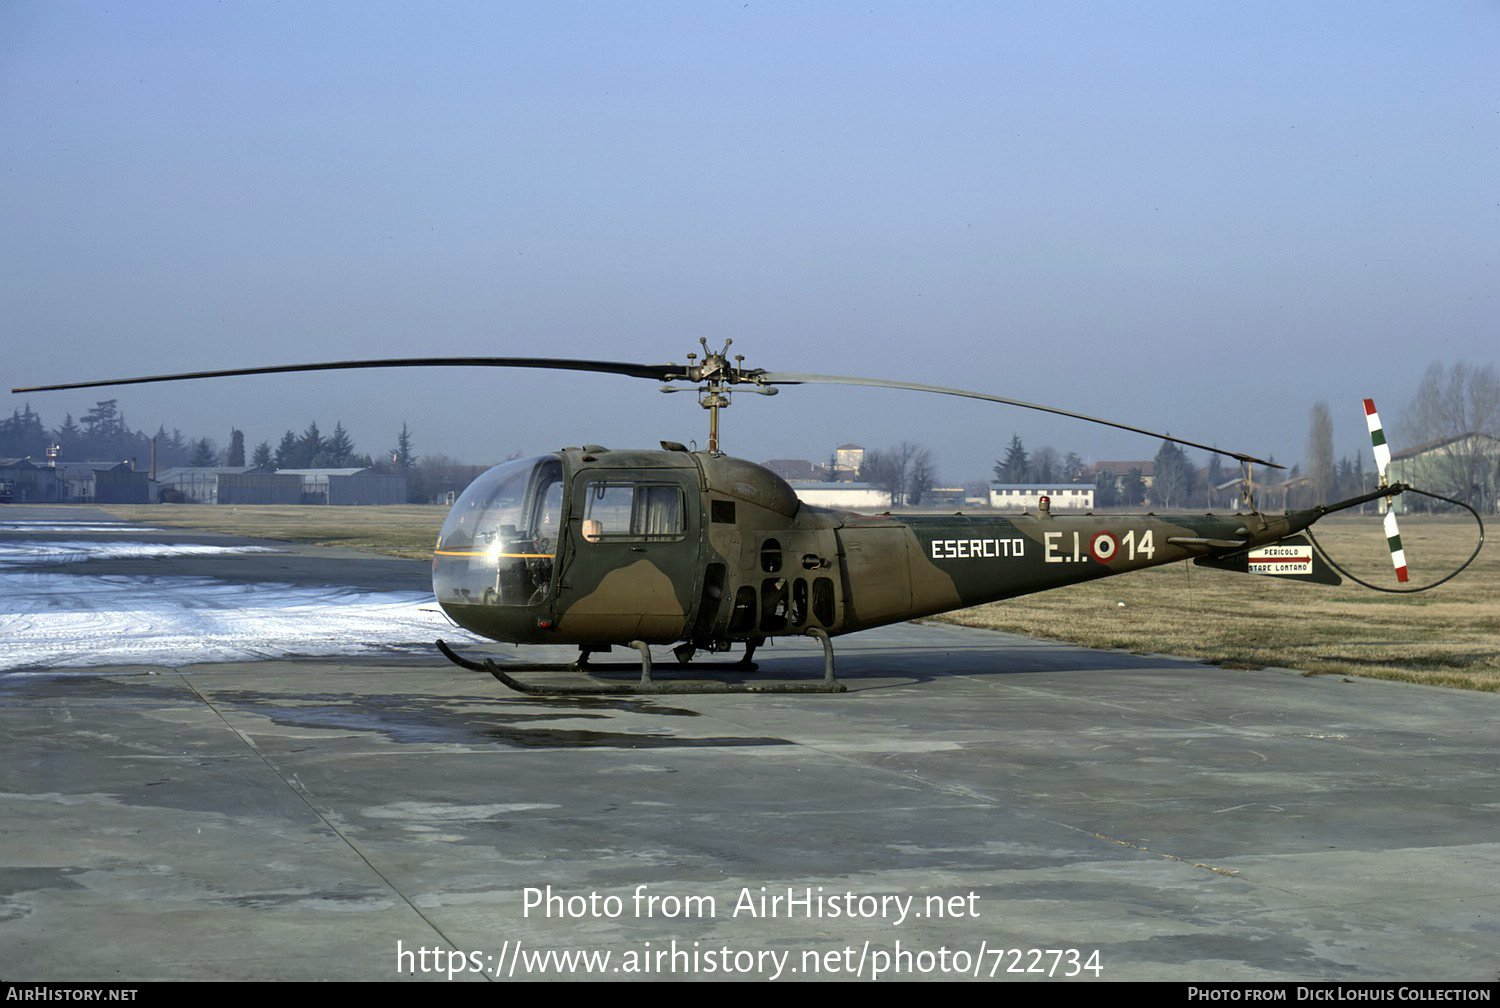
<box><xmin>762</xmin><ymin>458</ymin><xmax>828</xmax><ymax>482</ymax></box>
<box><xmin>217</xmin><ymin>471</ymin><xmax>304</xmax><ymax>505</ymax></box>
<box><xmin>1213</xmin><ymin>476</ymin><xmax>1247</xmax><ymax>511</ymax></box>
<box><xmin>1258</xmin><ymin>473</ymin><xmax>1310</xmax><ymax>512</ymax></box>
<box><xmin>1089</xmin><ymin>460</ymin><xmax>1156</xmax><ymax>492</ymax></box>
<box><xmin>0</xmin><ymin>459</ymin><xmax>149</xmax><ymax>503</ymax></box>
<box><xmin>0</xmin><ymin>458</ymin><xmax>63</xmax><ymax>503</ymax></box>
<box><xmin>792</xmin><ymin>482</ymin><xmax>892</xmax><ymax>511</ymax></box>
<box><xmin>1388</xmin><ymin>432</ymin><xmax>1500</xmax><ymax>514</ymax></box>
<box><xmin>833</xmin><ymin>444</ymin><xmax>865</xmax><ymax>482</ymax></box>
<box><xmin>418</xmin><ymin>462</ymin><xmax>489</xmax><ymax>506</ymax></box>
<box><xmin>76</xmin><ymin>462</ymin><xmax>151</xmax><ymax>504</ymax></box>
<box><xmin>274</xmin><ymin>468</ymin><xmax>408</xmax><ymax>505</ymax></box>
<box><xmin>157</xmin><ymin>466</ymin><xmax>271</xmax><ymax>504</ymax></box>
<box><xmin>155</xmin><ymin>466</ymin><xmax>406</xmax><ymax>505</ymax></box>
<box><xmin>989</xmin><ymin>483</ymin><xmax>1096</xmax><ymax>511</ymax></box>
<box><xmin>962</xmin><ymin>482</ymin><xmax>992</xmax><ymax>508</ymax></box>
<box><xmin>54</xmin><ymin>461</ymin><xmax>150</xmax><ymax>503</ymax></box>
<box><xmin>920</xmin><ymin>486</ymin><xmax>970</xmax><ymax>509</ymax></box>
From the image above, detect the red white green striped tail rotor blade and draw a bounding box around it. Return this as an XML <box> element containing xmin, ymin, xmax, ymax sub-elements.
<box><xmin>1364</xmin><ymin>398</ymin><xmax>1409</xmax><ymax>583</ymax></box>
<box><xmin>1383</xmin><ymin>509</ymin><xmax>1410</xmax><ymax>583</ymax></box>
<box><xmin>1363</xmin><ymin>398</ymin><xmax>1392</xmax><ymax>478</ymax></box>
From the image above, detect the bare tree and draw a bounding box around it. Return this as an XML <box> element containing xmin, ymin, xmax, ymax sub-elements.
<box><xmin>1403</xmin><ymin>362</ymin><xmax>1500</xmax><ymax>512</ymax></box>
<box><xmin>859</xmin><ymin>449</ymin><xmax>896</xmax><ymax>505</ymax></box>
<box><xmin>1150</xmin><ymin>441</ymin><xmax>1195</xmax><ymax>509</ymax></box>
<box><xmin>1031</xmin><ymin>446</ymin><xmax>1060</xmax><ymax>484</ymax></box>
<box><xmin>862</xmin><ymin>441</ymin><xmax>933</xmax><ymax>507</ymax></box>
<box><xmin>905</xmin><ymin>447</ymin><xmax>937</xmax><ymax>505</ymax></box>
<box><xmin>1204</xmin><ymin>452</ymin><xmax>1225</xmax><ymax>509</ymax></box>
<box><xmin>1305</xmin><ymin>401</ymin><xmax>1334</xmax><ymax>506</ymax></box>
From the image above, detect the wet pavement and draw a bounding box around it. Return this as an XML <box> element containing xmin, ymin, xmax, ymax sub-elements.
<box><xmin>2</xmin><ymin>506</ymin><xmax>1497</xmax><ymax>982</ymax></box>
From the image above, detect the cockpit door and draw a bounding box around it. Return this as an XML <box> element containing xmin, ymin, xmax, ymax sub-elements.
<box><xmin>553</xmin><ymin>469</ymin><xmax>702</xmax><ymax>643</ymax></box>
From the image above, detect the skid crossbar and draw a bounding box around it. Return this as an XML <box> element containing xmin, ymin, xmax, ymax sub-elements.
<box><xmin>436</xmin><ymin>634</ymin><xmax>844</xmax><ymax>695</ymax></box>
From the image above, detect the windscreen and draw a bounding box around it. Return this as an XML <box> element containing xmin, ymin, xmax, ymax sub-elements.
<box><xmin>433</xmin><ymin>454</ymin><xmax>564</xmax><ymax>607</ymax></box>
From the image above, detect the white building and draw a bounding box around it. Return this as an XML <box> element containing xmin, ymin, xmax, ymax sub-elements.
<box><xmin>989</xmin><ymin>483</ymin><xmax>1095</xmax><ymax>511</ymax></box>
<box><xmin>791</xmin><ymin>482</ymin><xmax>892</xmax><ymax>511</ymax></box>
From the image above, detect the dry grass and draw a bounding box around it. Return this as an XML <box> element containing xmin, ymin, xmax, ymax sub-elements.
<box><xmin>96</xmin><ymin>503</ymin><xmax>446</xmax><ymax>559</ymax></box>
<box><xmin>938</xmin><ymin>514</ymin><xmax>1498</xmax><ymax>692</ymax></box>
<box><xmin>94</xmin><ymin>504</ymin><xmax>1496</xmax><ymax>691</ymax></box>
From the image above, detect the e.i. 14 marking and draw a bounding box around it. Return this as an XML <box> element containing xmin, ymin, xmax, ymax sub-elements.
<box><xmin>1043</xmin><ymin>529</ymin><xmax>1155</xmax><ymax>564</ymax></box>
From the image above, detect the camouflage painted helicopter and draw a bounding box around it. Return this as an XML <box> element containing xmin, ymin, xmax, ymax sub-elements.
<box><xmin>13</xmin><ymin>340</ymin><xmax>1478</xmax><ymax>695</ymax></box>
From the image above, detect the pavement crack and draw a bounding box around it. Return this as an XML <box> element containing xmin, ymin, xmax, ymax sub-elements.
<box><xmin>175</xmin><ymin>671</ymin><xmax>482</xmax><ymax>978</ymax></box>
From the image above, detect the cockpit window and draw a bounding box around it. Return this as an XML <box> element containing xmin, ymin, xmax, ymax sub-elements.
<box><xmin>440</xmin><ymin>455</ymin><xmax>563</xmax><ymax>553</ymax></box>
<box><xmin>582</xmin><ymin>481</ymin><xmax>685</xmax><ymax>540</ymax></box>
<box><xmin>433</xmin><ymin>454</ymin><xmax>564</xmax><ymax>607</ymax></box>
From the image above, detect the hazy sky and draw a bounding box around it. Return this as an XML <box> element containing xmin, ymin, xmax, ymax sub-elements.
<box><xmin>4</xmin><ymin>1</ymin><xmax>1494</xmax><ymax>482</ymax></box>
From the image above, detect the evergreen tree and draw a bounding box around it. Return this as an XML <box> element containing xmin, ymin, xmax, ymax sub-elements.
<box><xmin>390</xmin><ymin>423</ymin><xmax>425</xmax><ymax>502</ymax></box>
<box><xmin>189</xmin><ymin>438</ymin><xmax>219</xmax><ymax>467</ymax></box>
<box><xmin>75</xmin><ymin>399</ymin><xmax>148</xmax><ymax>463</ymax></box>
<box><xmin>251</xmin><ymin>441</ymin><xmax>274</xmax><ymax>468</ymax></box>
<box><xmin>81</xmin><ymin>400</ymin><xmax>124</xmax><ymax>441</ymax></box>
<box><xmin>391</xmin><ymin>422</ymin><xmax>416</xmax><ymax>472</ymax></box>
<box><xmin>226</xmin><ymin>429</ymin><xmax>246</xmax><ymax>467</ymax></box>
<box><xmin>993</xmin><ymin>434</ymin><xmax>1030</xmax><ymax>483</ymax></box>
<box><xmin>274</xmin><ymin>430</ymin><xmax>299</xmax><ymax>468</ymax></box>
<box><xmin>54</xmin><ymin>414</ymin><xmax>82</xmax><ymax>458</ymax></box>
<box><xmin>0</xmin><ymin>405</ymin><xmax>50</xmax><ymax>457</ymax></box>
<box><xmin>325</xmin><ymin>422</ymin><xmax>355</xmax><ymax>467</ymax></box>
<box><xmin>296</xmin><ymin>422</ymin><xmax>323</xmax><ymax>468</ymax></box>
<box><xmin>164</xmin><ymin>429</ymin><xmax>190</xmax><ymax>466</ymax></box>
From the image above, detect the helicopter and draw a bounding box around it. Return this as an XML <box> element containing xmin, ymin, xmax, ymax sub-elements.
<box><xmin>12</xmin><ymin>339</ymin><xmax>1481</xmax><ymax>695</ymax></box>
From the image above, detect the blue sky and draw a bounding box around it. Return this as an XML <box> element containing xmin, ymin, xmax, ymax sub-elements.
<box><xmin>4</xmin><ymin>1</ymin><xmax>1494</xmax><ymax>480</ymax></box>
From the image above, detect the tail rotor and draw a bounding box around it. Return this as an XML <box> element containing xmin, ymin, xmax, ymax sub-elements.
<box><xmin>1363</xmin><ymin>399</ymin><xmax>1409</xmax><ymax>583</ymax></box>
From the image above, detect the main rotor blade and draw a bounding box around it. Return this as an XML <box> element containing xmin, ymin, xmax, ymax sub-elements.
<box><xmin>758</xmin><ymin>371</ymin><xmax>1283</xmax><ymax>469</ymax></box>
<box><xmin>11</xmin><ymin>356</ymin><xmax>681</xmax><ymax>394</ymax></box>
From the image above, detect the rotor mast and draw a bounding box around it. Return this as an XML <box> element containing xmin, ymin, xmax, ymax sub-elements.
<box><xmin>676</xmin><ymin>338</ymin><xmax>775</xmax><ymax>454</ymax></box>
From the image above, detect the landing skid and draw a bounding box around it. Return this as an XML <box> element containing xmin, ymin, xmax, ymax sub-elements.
<box><xmin>435</xmin><ymin>631</ymin><xmax>845</xmax><ymax>695</ymax></box>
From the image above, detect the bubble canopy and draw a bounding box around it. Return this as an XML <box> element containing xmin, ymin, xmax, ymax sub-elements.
<box><xmin>433</xmin><ymin>454</ymin><xmax>564</xmax><ymax>608</ymax></box>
